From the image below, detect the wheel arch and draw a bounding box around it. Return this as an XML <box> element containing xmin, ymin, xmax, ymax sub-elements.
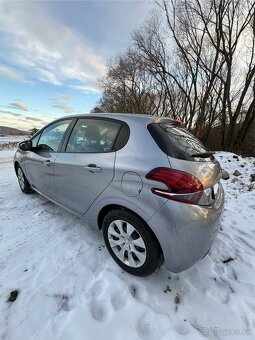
<box><xmin>97</xmin><ymin>203</ymin><xmax>164</xmax><ymax>259</ymax></box>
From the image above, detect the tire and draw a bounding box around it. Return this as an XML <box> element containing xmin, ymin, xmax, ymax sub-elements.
<box><xmin>103</xmin><ymin>209</ymin><xmax>162</xmax><ymax>276</ymax></box>
<box><xmin>16</xmin><ymin>165</ymin><xmax>34</xmax><ymax>194</ymax></box>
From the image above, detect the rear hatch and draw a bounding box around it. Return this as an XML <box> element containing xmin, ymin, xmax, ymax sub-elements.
<box><xmin>148</xmin><ymin>120</ymin><xmax>222</xmax><ymax>205</ymax></box>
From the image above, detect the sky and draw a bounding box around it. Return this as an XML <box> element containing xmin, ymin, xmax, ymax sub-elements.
<box><xmin>0</xmin><ymin>0</ymin><xmax>154</xmax><ymax>130</ymax></box>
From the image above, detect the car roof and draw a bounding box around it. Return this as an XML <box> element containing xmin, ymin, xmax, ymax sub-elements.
<box><xmin>57</xmin><ymin>113</ymin><xmax>173</xmax><ymax>125</ymax></box>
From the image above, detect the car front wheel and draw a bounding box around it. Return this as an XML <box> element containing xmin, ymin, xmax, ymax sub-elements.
<box><xmin>17</xmin><ymin>165</ymin><xmax>34</xmax><ymax>194</ymax></box>
<box><xmin>103</xmin><ymin>209</ymin><xmax>162</xmax><ymax>276</ymax></box>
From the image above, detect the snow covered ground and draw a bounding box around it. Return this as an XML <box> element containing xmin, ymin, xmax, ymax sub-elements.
<box><xmin>0</xmin><ymin>136</ymin><xmax>27</xmax><ymax>145</ymax></box>
<box><xmin>0</xmin><ymin>149</ymin><xmax>254</xmax><ymax>340</ymax></box>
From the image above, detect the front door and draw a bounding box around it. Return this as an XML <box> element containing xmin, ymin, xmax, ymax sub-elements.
<box><xmin>25</xmin><ymin>119</ymin><xmax>72</xmax><ymax>199</ymax></box>
<box><xmin>53</xmin><ymin>118</ymin><xmax>122</xmax><ymax>214</ymax></box>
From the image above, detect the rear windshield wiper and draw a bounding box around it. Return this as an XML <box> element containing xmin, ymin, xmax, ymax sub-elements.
<box><xmin>190</xmin><ymin>152</ymin><xmax>215</xmax><ymax>158</ymax></box>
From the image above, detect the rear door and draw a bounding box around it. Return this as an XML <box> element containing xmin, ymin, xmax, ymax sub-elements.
<box><xmin>53</xmin><ymin>117</ymin><xmax>122</xmax><ymax>214</ymax></box>
<box><xmin>25</xmin><ymin>119</ymin><xmax>73</xmax><ymax>198</ymax></box>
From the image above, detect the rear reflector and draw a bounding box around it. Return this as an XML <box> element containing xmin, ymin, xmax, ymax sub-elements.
<box><xmin>146</xmin><ymin>167</ymin><xmax>204</xmax><ymax>204</ymax></box>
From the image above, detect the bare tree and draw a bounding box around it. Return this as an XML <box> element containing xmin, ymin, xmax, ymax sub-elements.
<box><xmin>156</xmin><ymin>0</ymin><xmax>255</xmax><ymax>149</ymax></box>
<box><xmin>96</xmin><ymin>49</ymin><xmax>166</xmax><ymax>115</ymax></box>
<box><xmin>96</xmin><ymin>0</ymin><xmax>255</xmax><ymax>154</ymax></box>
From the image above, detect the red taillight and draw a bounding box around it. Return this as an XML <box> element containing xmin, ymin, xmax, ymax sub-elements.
<box><xmin>146</xmin><ymin>168</ymin><xmax>203</xmax><ymax>204</ymax></box>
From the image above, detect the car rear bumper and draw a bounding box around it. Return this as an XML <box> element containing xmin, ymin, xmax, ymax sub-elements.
<box><xmin>147</xmin><ymin>182</ymin><xmax>224</xmax><ymax>273</ymax></box>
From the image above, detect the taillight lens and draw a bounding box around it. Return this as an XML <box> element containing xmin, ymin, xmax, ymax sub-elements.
<box><xmin>146</xmin><ymin>167</ymin><xmax>204</xmax><ymax>204</ymax></box>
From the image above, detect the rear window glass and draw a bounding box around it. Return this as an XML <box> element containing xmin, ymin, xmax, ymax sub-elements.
<box><xmin>66</xmin><ymin>118</ymin><xmax>121</xmax><ymax>153</ymax></box>
<box><xmin>148</xmin><ymin>123</ymin><xmax>208</xmax><ymax>161</ymax></box>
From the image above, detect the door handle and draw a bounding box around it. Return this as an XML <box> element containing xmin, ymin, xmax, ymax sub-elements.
<box><xmin>44</xmin><ymin>160</ymin><xmax>52</xmax><ymax>167</ymax></box>
<box><xmin>84</xmin><ymin>164</ymin><xmax>102</xmax><ymax>173</ymax></box>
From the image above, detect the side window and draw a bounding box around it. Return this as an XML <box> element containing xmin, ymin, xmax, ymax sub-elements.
<box><xmin>31</xmin><ymin>133</ymin><xmax>41</xmax><ymax>148</ymax></box>
<box><xmin>66</xmin><ymin>118</ymin><xmax>121</xmax><ymax>153</ymax></box>
<box><xmin>38</xmin><ymin>120</ymin><xmax>71</xmax><ymax>152</ymax></box>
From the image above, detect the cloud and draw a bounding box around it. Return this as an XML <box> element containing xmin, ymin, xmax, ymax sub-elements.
<box><xmin>0</xmin><ymin>2</ymin><xmax>105</xmax><ymax>92</ymax></box>
<box><xmin>0</xmin><ymin>109</ymin><xmax>51</xmax><ymax>130</ymax></box>
<box><xmin>52</xmin><ymin>102</ymin><xmax>74</xmax><ymax>113</ymax></box>
<box><xmin>60</xmin><ymin>94</ymin><xmax>72</xmax><ymax>101</ymax></box>
<box><xmin>0</xmin><ymin>109</ymin><xmax>21</xmax><ymax>116</ymax></box>
<box><xmin>37</xmin><ymin>68</ymin><xmax>63</xmax><ymax>86</ymax></box>
<box><xmin>70</xmin><ymin>84</ymin><xmax>101</xmax><ymax>94</ymax></box>
<box><xmin>24</xmin><ymin>115</ymin><xmax>46</xmax><ymax>122</ymax></box>
<box><xmin>0</xmin><ymin>65</ymin><xmax>21</xmax><ymax>81</ymax></box>
<box><xmin>9</xmin><ymin>101</ymin><xmax>28</xmax><ymax>111</ymax></box>
<box><xmin>50</xmin><ymin>95</ymin><xmax>74</xmax><ymax>113</ymax></box>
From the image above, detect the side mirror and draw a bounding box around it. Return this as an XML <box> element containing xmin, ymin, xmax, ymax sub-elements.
<box><xmin>19</xmin><ymin>140</ymin><xmax>32</xmax><ymax>151</ymax></box>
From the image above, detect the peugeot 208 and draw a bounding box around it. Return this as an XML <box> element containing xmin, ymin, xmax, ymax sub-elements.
<box><xmin>14</xmin><ymin>114</ymin><xmax>224</xmax><ymax>276</ymax></box>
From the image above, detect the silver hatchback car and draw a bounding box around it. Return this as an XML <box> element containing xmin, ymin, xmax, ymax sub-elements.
<box><xmin>14</xmin><ymin>113</ymin><xmax>224</xmax><ymax>276</ymax></box>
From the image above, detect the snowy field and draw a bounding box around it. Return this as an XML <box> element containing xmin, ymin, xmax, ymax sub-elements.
<box><xmin>0</xmin><ymin>149</ymin><xmax>254</xmax><ymax>340</ymax></box>
<box><xmin>0</xmin><ymin>136</ymin><xmax>27</xmax><ymax>145</ymax></box>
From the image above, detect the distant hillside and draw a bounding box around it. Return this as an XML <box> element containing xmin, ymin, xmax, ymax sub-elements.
<box><xmin>0</xmin><ymin>126</ymin><xmax>30</xmax><ymax>136</ymax></box>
